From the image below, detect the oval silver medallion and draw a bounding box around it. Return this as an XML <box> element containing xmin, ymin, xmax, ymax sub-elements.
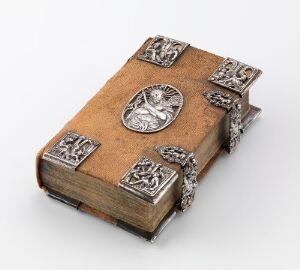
<box><xmin>122</xmin><ymin>84</ymin><xmax>183</xmax><ymax>133</ymax></box>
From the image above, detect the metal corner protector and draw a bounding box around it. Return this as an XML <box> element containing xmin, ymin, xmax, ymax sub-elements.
<box><xmin>118</xmin><ymin>156</ymin><xmax>178</xmax><ymax>204</ymax></box>
<box><xmin>208</xmin><ymin>57</ymin><xmax>262</xmax><ymax>97</ymax></box>
<box><xmin>138</xmin><ymin>35</ymin><xmax>189</xmax><ymax>67</ymax></box>
<box><xmin>42</xmin><ymin>131</ymin><xmax>100</xmax><ymax>170</ymax></box>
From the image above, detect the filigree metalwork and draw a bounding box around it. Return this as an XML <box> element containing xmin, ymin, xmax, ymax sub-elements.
<box><xmin>138</xmin><ymin>35</ymin><xmax>189</xmax><ymax>67</ymax></box>
<box><xmin>122</xmin><ymin>84</ymin><xmax>183</xmax><ymax>133</ymax></box>
<box><xmin>208</xmin><ymin>57</ymin><xmax>262</xmax><ymax>96</ymax></box>
<box><xmin>43</xmin><ymin>131</ymin><xmax>99</xmax><ymax>169</ymax></box>
<box><xmin>155</xmin><ymin>146</ymin><xmax>198</xmax><ymax>212</ymax></box>
<box><xmin>203</xmin><ymin>90</ymin><xmax>234</xmax><ymax>111</ymax></box>
<box><xmin>228</xmin><ymin>101</ymin><xmax>242</xmax><ymax>154</ymax></box>
<box><xmin>203</xmin><ymin>90</ymin><xmax>242</xmax><ymax>154</ymax></box>
<box><xmin>119</xmin><ymin>156</ymin><xmax>178</xmax><ymax>204</ymax></box>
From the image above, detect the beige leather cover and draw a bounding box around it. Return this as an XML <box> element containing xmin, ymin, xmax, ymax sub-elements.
<box><xmin>36</xmin><ymin>38</ymin><xmax>243</xmax><ymax>189</ymax></box>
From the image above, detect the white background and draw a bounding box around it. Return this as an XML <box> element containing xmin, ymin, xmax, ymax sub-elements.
<box><xmin>0</xmin><ymin>0</ymin><xmax>299</xmax><ymax>269</ymax></box>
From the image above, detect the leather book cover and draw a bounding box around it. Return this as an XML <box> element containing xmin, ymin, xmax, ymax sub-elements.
<box><xmin>36</xmin><ymin>36</ymin><xmax>262</xmax><ymax>241</ymax></box>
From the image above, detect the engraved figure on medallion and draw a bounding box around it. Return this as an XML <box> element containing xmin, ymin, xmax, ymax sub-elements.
<box><xmin>122</xmin><ymin>84</ymin><xmax>183</xmax><ymax>133</ymax></box>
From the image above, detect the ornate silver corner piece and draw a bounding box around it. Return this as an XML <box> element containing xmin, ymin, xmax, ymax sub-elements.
<box><xmin>119</xmin><ymin>156</ymin><xmax>178</xmax><ymax>204</ymax></box>
<box><xmin>42</xmin><ymin>131</ymin><xmax>100</xmax><ymax>170</ymax></box>
<box><xmin>208</xmin><ymin>58</ymin><xmax>262</xmax><ymax>96</ymax></box>
<box><xmin>138</xmin><ymin>35</ymin><xmax>189</xmax><ymax>67</ymax></box>
<box><xmin>122</xmin><ymin>84</ymin><xmax>183</xmax><ymax>133</ymax></box>
<box><xmin>203</xmin><ymin>90</ymin><xmax>242</xmax><ymax>154</ymax></box>
<box><xmin>155</xmin><ymin>146</ymin><xmax>198</xmax><ymax>212</ymax></box>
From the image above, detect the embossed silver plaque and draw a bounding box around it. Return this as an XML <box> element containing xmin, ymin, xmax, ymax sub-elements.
<box><xmin>208</xmin><ymin>58</ymin><xmax>262</xmax><ymax>96</ymax></box>
<box><xmin>119</xmin><ymin>156</ymin><xmax>178</xmax><ymax>204</ymax></box>
<box><xmin>43</xmin><ymin>131</ymin><xmax>99</xmax><ymax>169</ymax></box>
<box><xmin>122</xmin><ymin>84</ymin><xmax>183</xmax><ymax>133</ymax></box>
<box><xmin>138</xmin><ymin>35</ymin><xmax>189</xmax><ymax>67</ymax></box>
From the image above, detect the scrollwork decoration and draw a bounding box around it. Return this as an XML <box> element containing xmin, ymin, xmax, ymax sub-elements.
<box><xmin>43</xmin><ymin>131</ymin><xmax>99</xmax><ymax>169</ymax></box>
<box><xmin>155</xmin><ymin>145</ymin><xmax>198</xmax><ymax>211</ymax></box>
<box><xmin>119</xmin><ymin>156</ymin><xmax>177</xmax><ymax>203</ymax></box>
<box><xmin>208</xmin><ymin>58</ymin><xmax>262</xmax><ymax>96</ymax></box>
<box><xmin>203</xmin><ymin>90</ymin><xmax>242</xmax><ymax>154</ymax></box>
<box><xmin>138</xmin><ymin>35</ymin><xmax>189</xmax><ymax>67</ymax></box>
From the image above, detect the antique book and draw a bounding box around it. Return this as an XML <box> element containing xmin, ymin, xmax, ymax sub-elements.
<box><xmin>36</xmin><ymin>35</ymin><xmax>262</xmax><ymax>241</ymax></box>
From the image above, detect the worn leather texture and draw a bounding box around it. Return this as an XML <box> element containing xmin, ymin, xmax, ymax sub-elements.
<box><xmin>36</xmin><ymin>38</ymin><xmax>241</xmax><ymax>188</ymax></box>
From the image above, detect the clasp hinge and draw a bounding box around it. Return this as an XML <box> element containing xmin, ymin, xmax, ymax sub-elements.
<box><xmin>203</xmin><ymin>90</ymin><xmax>242</xmax><ymax>154</ymax></box>
<box><xmin>47</xmin><ymin>189</ymin><xmax>81</xmax><ymax>209</ymax></box>
<box><xmin>155</xmin><ymin>145</ymin><xmax>198</xmax><ymax>212</ymax></box>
